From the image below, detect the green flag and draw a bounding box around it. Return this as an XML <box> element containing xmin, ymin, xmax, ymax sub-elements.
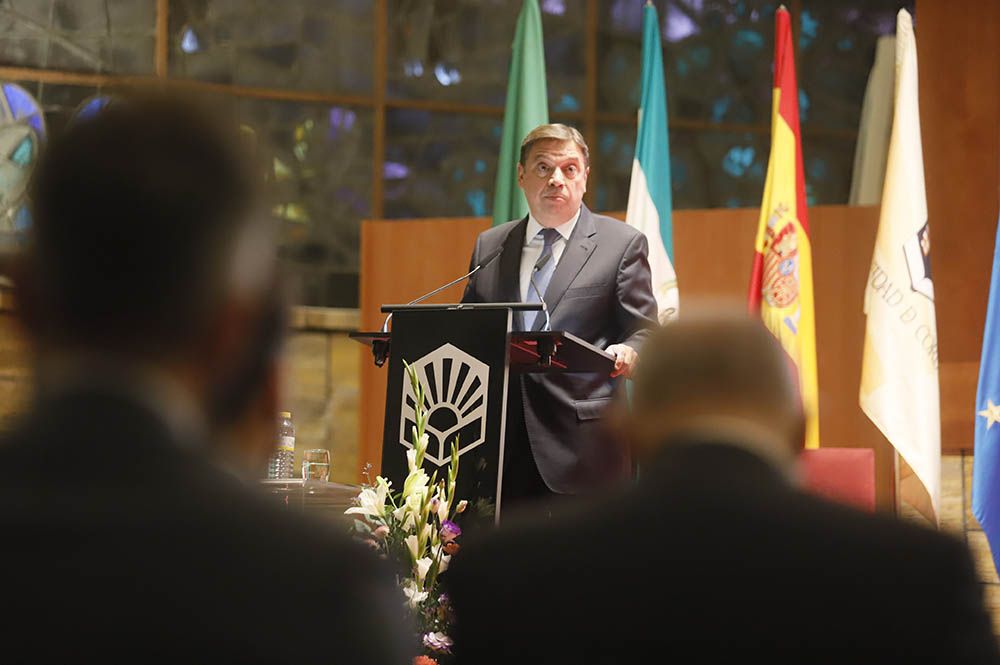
<box><xmin>492</xmin><ymin>0</ymin><xmax>549</xmax><ymax>227</ymax></box>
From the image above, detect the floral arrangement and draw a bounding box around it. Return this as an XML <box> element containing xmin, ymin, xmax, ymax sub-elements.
<box><xmin>346</xmin><ymin>362</ymin><xmax>466</xmax><ymax>664</ymax></box>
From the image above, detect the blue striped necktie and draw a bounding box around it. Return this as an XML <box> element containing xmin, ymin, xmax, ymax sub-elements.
<box><xmin>524</xmin><ymin>228</ymin><xmax>559</xmax><ymax>331</ymax></box>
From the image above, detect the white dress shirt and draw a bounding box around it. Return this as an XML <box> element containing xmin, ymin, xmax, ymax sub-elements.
<box><xmin>519</xmin><ymin>208</ymin><xmax>581</xmax><ymax>302</ymax></box>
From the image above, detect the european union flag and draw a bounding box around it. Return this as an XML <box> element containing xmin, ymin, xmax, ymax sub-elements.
<box><xmin>973</xmin><ymin>213</ymin><xmax>1000</xmax><ymax>573</ymax></box>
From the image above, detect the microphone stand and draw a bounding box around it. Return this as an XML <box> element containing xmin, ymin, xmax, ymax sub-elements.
<box><xmin>372</xmin><ymin>246</ymin><xmax>504</xmax><ymax>366</ymax></box>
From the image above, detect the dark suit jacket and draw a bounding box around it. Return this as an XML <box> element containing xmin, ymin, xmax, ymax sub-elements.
<box><xmin>461</xmin><ymin>205</ymin><xmax>658</xmax><ymax>493</ymax></box>
<box><xmin>0</xmin><ymin>385</ymin><xmax>411</xmax><ymax>664</ymax></box>
<box><xmin>447</xmin><ymin>440</ymin><xmax>1000</xmax><ymax>663</ymax></box>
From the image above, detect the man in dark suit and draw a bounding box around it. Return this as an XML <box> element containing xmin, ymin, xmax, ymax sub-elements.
<box><xmin>0</xmin><ymin>93</ymin><xmax>411</xmax><ymax>663</ymax></box>
<box><xmin>462</xmin><ymin>123</ymin><xmax>658</xmax><ymax>508</ymax></box>
<box><xmin>447</xmin><ymin>307</ymin><xmax>1000</xmax><ymax>663</ymax></box>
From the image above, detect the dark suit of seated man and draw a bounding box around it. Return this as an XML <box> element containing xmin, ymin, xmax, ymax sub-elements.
<box><xmin>446</xmin><ymin>306</ymin><xmax>999</xmax><ymax>664</ymax></box>
<box><xmin>0</xmin><ymin>94</ymin><xmax>411</xmax><ymax>664</ymax></box>
<box><xmin>461</xmin><ymin>123</ymin><xmax>658</xmax><ymax>510</ymax></box>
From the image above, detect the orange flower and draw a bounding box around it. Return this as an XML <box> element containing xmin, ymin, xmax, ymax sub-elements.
<box><xmin>413</xmin><ymin>656</ymin><xmax>438</xmax><ymax>665</ymax></box>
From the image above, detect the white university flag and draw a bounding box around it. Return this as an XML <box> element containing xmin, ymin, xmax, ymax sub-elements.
<box><xmin>859</xmin><ymin>9</ymin><xmax>940</xmax><ymax>523</ymax></box>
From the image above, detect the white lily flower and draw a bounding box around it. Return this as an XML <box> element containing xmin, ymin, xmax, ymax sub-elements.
<box><xmin>404</xmin><ymin>534</ymin><xmax>420</xmax><ymax>561</ymax></box>
<box><xmin>402</xmin><ymin>580</ymin><xmax>429</xmax><ymax>609</ymax></box>
<box><xmin>437</xmin><ymin>496</ymin><xmax>450</xmax><ymax>523</ymax></box>
<box><xmin>455</xmin><ymin>499</ymin><xmax>468</xmax><ymax>514</ymax></box>
<box><xmin>438</xmin><ymin>553</ymin><xmax>451</xmax><ymax>573</ymax></box>
<box><xmin>421</xmin><ymin>522</ymin><xmax>434</xmax><ymax>543</ymax></box>
<box><xmin>415</xmin><ymin>557</ymin><xmax>433</xmax><ymax>582</ymax></box>
<box><xmin>344</xmin><ymin>487</ymin><xmax>385</xmax><ymax>518</ymax></box>
<box><xmin>406</xmin><ymin>447</ymin><xmax>417</xmax><ymax>472</ymax></box>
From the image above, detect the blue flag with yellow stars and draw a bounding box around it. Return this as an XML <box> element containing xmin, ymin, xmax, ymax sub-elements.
<box><xmin>973</xmin><ymin>213</ymin><xmax>1000</xmax><ymax>574</ymax></box>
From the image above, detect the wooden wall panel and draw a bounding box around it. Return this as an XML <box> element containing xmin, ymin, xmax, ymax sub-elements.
<box><xmin>918</xmin><ymin>0</ymin><xmax>1000</xmax><ymax>449</ymax></box>
<box><xmin>358</xmin><ymin>207</ymin><xmax>897</xmax><ymax>509</ymax></box>
<box><xmin>358</xmin><ymin>217</ymin><xmax>489</xmax><ymax>478</ymax></box>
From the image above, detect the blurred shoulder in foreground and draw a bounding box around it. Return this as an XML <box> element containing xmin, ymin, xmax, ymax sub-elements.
<box><xmin>0</xmin><ymin>91</ymin><xmax>411</xmax><ymax>664</ymax></box>
<box><xmin>446</xmin><ymin>305</ymin><xmax>999</xmax><ymax>665</ymax></box>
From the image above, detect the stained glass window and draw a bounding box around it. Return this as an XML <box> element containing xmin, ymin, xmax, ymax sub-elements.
<box><xmin>384</xmin><ymin>109</ymin><xmax>502</xmax><ymax>220</ymax></box>
<box><xmin>0</xmin><ymin>0</ymin><xmax>156</xmax><ymax>75</ymax></box>
<box><xmin>388</xmin><ymin>0</ymin><xmax>584</xmax><ymax>113</ymax></box>
<box><xmin>0</xmin><ymin>0</ymin><xmax>917</xmax><ymax>302</ymax></box>
<box><xmin>599</xmin><ymin>0</ymin><xmax>775</xmax><ymax>125</ymax></box>
<box><xmin>234</xmin><ymin>97</ymin><xmax>372</xmax><ymax>307</ymax></box>
<box><xmin>0</xmin><ymin>81</ymin><xmax>44</xmax><ymax>245</ymax></box>
<box><xmin>169</xmin><ymin>0</ymin><xmax>373</xmax><ymax>94</ymax></box>
<box><xmin>799</xmin><ymin>0</ymin><xmax>913</xmax><ymax>130</ymax></box>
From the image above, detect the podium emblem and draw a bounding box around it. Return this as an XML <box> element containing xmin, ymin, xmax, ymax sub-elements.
<box><xmin>400</xmin><ymin>343</ymin><xmax>490</xmax><ymax>466</ymax></box>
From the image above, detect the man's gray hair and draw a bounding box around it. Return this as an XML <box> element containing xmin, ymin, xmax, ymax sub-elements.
<box><xmin>519</xmin><ymin>123</ymin><xmax>590</xmax><ymax>167</ymax></box>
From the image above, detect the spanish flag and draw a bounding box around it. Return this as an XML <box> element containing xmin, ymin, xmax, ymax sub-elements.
<box><xmin>748</xmin><ymin>6</ymin><xmax>819</xmax><ymax>449</ymax></box>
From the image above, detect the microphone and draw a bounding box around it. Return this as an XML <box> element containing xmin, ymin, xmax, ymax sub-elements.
<box><xmin>528</xmin><ymin>251</ymin><xmax>552</xmax><ymax>332</ymax></box>
<box><xmin>380</xmin><ymin>245</ymin><xmax>504</xmax><ymax>333</ymax></box>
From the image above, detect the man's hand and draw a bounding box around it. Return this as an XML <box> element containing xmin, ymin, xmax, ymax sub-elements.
<box><xmin>605</xmin><ymin>344</ymin><xmax>638</xmax><ymax>379</ymax></box>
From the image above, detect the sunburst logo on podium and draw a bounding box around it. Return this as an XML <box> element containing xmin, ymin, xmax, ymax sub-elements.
<box><xmin>400</xmin><ymin>343</ymin><xmax>490</xmax><ymax>466</ymax></box>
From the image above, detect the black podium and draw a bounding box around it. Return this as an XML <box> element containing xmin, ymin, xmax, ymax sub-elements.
<box><xmin>352</xmin><ymin>303</ymin><xmax>613</xmax><ymax>524</ymax></box>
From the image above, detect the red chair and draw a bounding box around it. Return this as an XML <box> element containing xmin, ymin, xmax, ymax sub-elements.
<box><xmin>798</xmin><ymin>447</ymin><xmax>876</xmax><ymax>512</ymax></box>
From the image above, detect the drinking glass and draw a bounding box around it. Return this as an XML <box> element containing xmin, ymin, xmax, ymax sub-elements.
<box><xmin>302</xmin><ymin>448</ymin><xmax>331</xmax><ymax>482</ymax></box>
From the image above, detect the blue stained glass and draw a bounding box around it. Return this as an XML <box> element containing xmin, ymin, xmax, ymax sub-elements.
<box><xmin>452</xmin><ymin>167</ymin><xmax>465</xmax><ymax>182</ymax></box>
<box><xmin>465</xmin><ymin>189</ymin><xmax>487</xmax><ymax>216</ymax></box>
<box><xmin>664</xmin><ymin>4</ymin><xmax>699</xmax><ymax>42</ymax></box>
<box><xmin>609</xmin><ymin>0</ymin><xmax>644</xmax><ymax>33</ymax></box>
<box><xmin>327</xmin><ymin>107</ymin><xmax>358</xmax><ymax>141</ymax></box>
<box><xmin>474</xmin><ymin>159</ymin><xmax>487</xmax><ymax>174</ymax></box>
<box><xmin>1</xmin><ymin>83</ymin><xmax>45</xmax><ymax>139</ymax></box>
<box><xmin>712</xmin><ymin>96</ymin><xmax>732</xmax><ymax>122</ymax></box>
<box><xmin>722</xmin><ymin>145</ymin><xmax>755</xmax><ymax>177</ymax></box>
<box><xmin>13</xmin><ymin>205</ymin><xmax>30</xmax><ymax>232</ymax></box>
<box><xmin>798</xmin><ymin>89</ymin><xmax>810</xmax><ymax>122</ymax></box>
<box><xmin>800</xmin><ymin>10</ymin><xmax>819</xmax><ymax>48</ymax></box>
<box><xmin>10</xmin><ymin>135</ymin><xmax>33</xmax><ymax>167</ymax></box>
<box><xmin>733</xmin><ymin>29</ymin><xmax>765</xmax><ymax>50</ymax></box>
<box><xmin>837</xmin><ymin>37</ymin><xmax>853</xmax><ymax>50</ymax></box>
<box><xmin>383</xmin><ymin>161</ymin><xmax>410</xmax><ymax>179</ymax></box>
<box><xmin>541</xmin><ymin>0</ymin><xmax>566</xmax><ymax>16</ymax></box>
<box><xmin>74</xmin><ymin>95</ymin><xmax>113</xmax><ymax>123</ymax></box>
<box><xmin>180</xmin><ymin>26</ymin><xmax>201</xmax><ymax>53</ymax></box>
<box><xmin>555</xmin><ymin>94</ymin><xmax>580</xmax><ymax>112</ymax></box>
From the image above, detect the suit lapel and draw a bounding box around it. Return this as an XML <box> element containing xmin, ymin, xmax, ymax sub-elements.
<box><xmin>534</xmin><ymin>206</ymin><xmax>597</xmax><ymax>330</ymax></box>
<box><xmin>498</xmin><ymin>216</ymin><xmax>527</xmax><ymax>306</ymax></box>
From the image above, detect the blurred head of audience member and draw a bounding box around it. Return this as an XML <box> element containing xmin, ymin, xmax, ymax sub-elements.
<box><xmin>15</xmin><ymin>90</ymin><xmax>282</xmax><ymax>473</ymax></box>
<box><xmin>618</xmin><ymin>303</ymin><xmax>806</xmax><ymax>475</ymax></box>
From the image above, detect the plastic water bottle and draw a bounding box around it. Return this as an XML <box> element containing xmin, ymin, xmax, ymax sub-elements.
<box><xmin>267</xmin><ymin>411</ymin><xmax>296</xmax><ymax>479</ymax></box>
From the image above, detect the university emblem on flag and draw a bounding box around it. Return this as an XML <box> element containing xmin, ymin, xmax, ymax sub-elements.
<box><xmin>903</xmin><ymin>221</ymin><xmax>934</xmax><ymax>301</ymax></box>
<box><xmin>762</xmin><ymin>206</ymin><xmax>800</xmax><ymax>309</ymax></box>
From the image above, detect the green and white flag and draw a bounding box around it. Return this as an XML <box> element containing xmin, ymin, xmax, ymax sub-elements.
<box><xmin>492</xmin><ymin>0</ymin><xmax>549</xmax><ymax>227</ymax></box>
<box><xmin>625</xmin><ymin>1</ymin><xmax>678</xmax><ymax>321</ymax></box>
